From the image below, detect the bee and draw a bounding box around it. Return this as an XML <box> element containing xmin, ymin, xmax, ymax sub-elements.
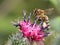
<box><xmin>33</xmin><ymin>8</ymin><xmax>54</xmax><ymax>30</ymax></box>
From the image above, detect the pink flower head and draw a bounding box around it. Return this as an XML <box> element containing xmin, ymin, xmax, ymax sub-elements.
<box><xmin>13</xmin><ymin>11</ymin><xmax>50</xmax><ymax>41</ymax></box>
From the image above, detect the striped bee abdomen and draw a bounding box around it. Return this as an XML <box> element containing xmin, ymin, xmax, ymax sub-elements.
<box><xmin>45</xmin><ymin>16</ymin><xmax>50</xmax><ymax>30</ymax></box>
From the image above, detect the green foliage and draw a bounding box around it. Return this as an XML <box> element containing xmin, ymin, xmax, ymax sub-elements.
<box><xmin>53</xmin><ymin>34</ymin><xmax>60</xmax><ymax>45</ymax></box>
<box><xmin>0</xmin><ymin>0</ymin><xmax>4</xmax><ymax>4</ymax></box>
<box><xmin>50</xmin><ymin>17</ymin><xmax>60</xmax><ymax>32</ymax></box>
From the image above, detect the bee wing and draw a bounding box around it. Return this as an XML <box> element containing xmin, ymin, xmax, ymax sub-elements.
<box><xmin>45</xmin><ymin>8</ymin><xmax>54</xmax><ymax>15</ymax></box>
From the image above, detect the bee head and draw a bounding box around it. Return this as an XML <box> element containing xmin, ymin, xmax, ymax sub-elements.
<box><xmin>33</xmin><ymin>9</ymin><xmax>45</xmax><ymax>20</ymax></box>
<box><xmin>33</xmin><ymin>8</ymin><xmax>40</xmax><ymax>16</ymax></box>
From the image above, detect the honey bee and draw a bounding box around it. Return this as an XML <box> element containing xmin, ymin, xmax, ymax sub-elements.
<box><xmin>33</xmin><ymin>8</ymin><xmax>54</xmax><ymax>30</ymax></box>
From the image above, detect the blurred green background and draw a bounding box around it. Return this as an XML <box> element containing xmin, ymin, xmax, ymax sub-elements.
<box><xmin>0</xmin><ymin>0</ymin><xmax>60</xmax><ymax>45</ymax></box>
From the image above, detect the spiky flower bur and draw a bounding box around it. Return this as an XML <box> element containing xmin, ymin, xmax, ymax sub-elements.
<box><xmin>11</xmin><ymin>11</ymin><xmax>50</xmax><ymax>45</ymax></box>
<box><xmin>7</xmin><ymin>32</ymin><xmax>28</xmax><ymax>45</ymax></box>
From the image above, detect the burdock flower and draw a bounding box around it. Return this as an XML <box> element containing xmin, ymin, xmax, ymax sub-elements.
<box><xmin>12</xmin><ymin>11</ymin><xmax>50</xmax><ymax>42</ymax></box>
